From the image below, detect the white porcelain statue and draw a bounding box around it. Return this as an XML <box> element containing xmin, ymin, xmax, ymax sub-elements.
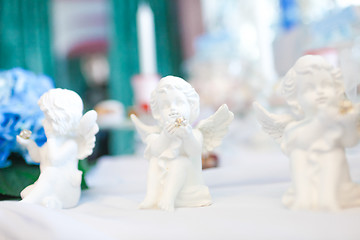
<box><xmin>17</xmin><ymin>88</ymin><xmax>99</xmax><ymax>209</ymax></box>
<box><xmin>254</xmin><ymin>55</ymin><xmax>360</xmax><ymax>211</ymax></box>
<box><xmin>131</xmin><ymin>76</ymin><xmax>234</xmax><ymax>211</ymax></box>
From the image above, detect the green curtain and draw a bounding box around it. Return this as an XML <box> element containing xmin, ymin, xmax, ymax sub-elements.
<box><xmin>108</xmin><ymin>0</ymin><xmax>139</xmax><ymax>155</ymax></box>
<box><xmin>54</xmin><ymin>57</ymin><xmax>88</xmax><ymax>104</ymax></box>
<box><xmin>108</xmin><ymin>0</ymin><xmax>183</xmax><ymax>155</ymax></box>
<box><xmin>150</xmin><ymin>0</ymin><xmax>183</xmax><ymax>77</ymax></box>
<box><xmin>0</xmin><ymin>0</ymin><xmax>54</xmax><ymax>77</ymax></box>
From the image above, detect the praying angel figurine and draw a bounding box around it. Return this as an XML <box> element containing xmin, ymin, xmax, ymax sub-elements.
<box><xmin>131</xmin><ymin>76</ymin><xmax>234</xmax><ymax>211</ymax></box>
<box><xmin>17</xmin><ymin>88</ymin><xmax>99</xmax><ymax>209</ymax></box>
<box><xmin>254</xmin><ymin>55</ymin><xmax>360</xmax><ymax>211</ymax></box>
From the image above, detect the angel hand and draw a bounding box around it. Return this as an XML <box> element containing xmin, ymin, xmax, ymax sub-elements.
<box><xmin>165</xmin><ymin>120</ymin><xmax>192</xmax><ymax>139</ymax></box>
<box><xmin>16</xmin><ymin>135</ymin><xmax>31</xmax><ymax>147</ymax></box>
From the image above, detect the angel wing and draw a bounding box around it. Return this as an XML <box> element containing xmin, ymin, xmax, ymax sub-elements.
<box><xmin>130</xmin><ymin>114</ymin><xmax>160</xmax><ymax>143</ymax></box>
<box><xmin>253</xmin><ymin>102</ymin><xmax>294</xmax><ymax>144</ymax></box>
<box><xmin>196</xmin><ymin>104</ymin><xmax>234</xmax><ymax>153</ymax></box>
<box><xmin>76</xmin><ymin>110</ymin><xmax>99</xmax><ymax>160</ymax></box>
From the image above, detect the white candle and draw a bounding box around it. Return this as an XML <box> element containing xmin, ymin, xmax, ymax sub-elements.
<box><xmin>136</xmin><ymin>3</ymin><xmax>157</xmax><ymax>75</ymax></box>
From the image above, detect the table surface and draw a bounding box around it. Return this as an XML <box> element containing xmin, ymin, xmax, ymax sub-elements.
<box><xmin>1</xmin><ymin>127</ymin><xmax>360</xmax><ymax>240</ymax></box>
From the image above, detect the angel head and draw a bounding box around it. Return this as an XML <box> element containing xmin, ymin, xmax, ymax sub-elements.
<box><xmin>280</xmin><ymin>55</ymin><xmax>345</xmax><ymax>117</ymax></box>
<box><xmin>38</xmin><ymin>88</ymin><xmax>83</xmax><ymax>136</ymax></box>
<box><xmin>150</xmin><ymin>76</ymin><xmax>200</xmax><ymax>126</ymax></box>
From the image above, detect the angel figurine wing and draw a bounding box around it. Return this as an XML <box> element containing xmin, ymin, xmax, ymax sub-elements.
<box><xmin>253</xmin><ymin>102</ymin><xmax>294</xmax><ymax>144</ymax></box>
<box><xmin>76</xmin><ymin>110</ymin><xmax>99</xmax><ymax>160</ymax></box>
<box><xmin>130</xmin><ymin>114</ymin><xmax>160</xmax><ymax>142</ymax></box>
<box><xmin>196</xmin><ymin>104</ymin><xmax>234</xmax><ymax>153</ymax></box>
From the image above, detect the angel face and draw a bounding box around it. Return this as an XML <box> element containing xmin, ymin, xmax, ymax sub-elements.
<box><xmin>297</xmin><ymin>69</ymin><xmax>339</xmax><ymax>116</ymax></box>
<box><xmin>42</xmin><ymin>114</ymin><xmax>55</xmax><ymax>137</ymax></box>
<box><xmin>42</xmin><ymin>111</ymin><xmax>63</xmax><ymax>137</ymax></box>
<box><xmin>156</xmin><ymin>89</ymin><xmax>191</xmax><ymax>125</ymax></box>
<box><xmin>39</xmin><ymin>88</ymin><xmax>84</xmax><ymax>136</ymax></box>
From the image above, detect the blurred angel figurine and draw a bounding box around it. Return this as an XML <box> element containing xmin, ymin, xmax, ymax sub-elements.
<box><xmin>131</xmin><ymin>76</ymin><xmax>234</xmax><ymax>211</ymax></box>
<box><xmin>254</xmin><ymin>55</ymin><xmax>360</xmax><ymax>211</ymax></box>
<box><xmin>17</xmin><ymin>88</ymin><xmax>99</xmax><ymax>209</ymax></box>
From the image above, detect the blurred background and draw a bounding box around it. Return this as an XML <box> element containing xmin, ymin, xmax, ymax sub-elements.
<box><xmin>1</xmin><ymin>0</ymin><xmax>360</xmax><ymax>161</ymax></box>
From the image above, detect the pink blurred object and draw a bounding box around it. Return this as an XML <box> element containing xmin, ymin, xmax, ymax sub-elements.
<box><xmin>305</xmin><ymin>48</ymin><xmax>339</xmax><ymax>67</ymax></box>
<box><xmin>131</xmin><ymin>74</ymin><xmax>160</xmax><ymax>113</ymax></box>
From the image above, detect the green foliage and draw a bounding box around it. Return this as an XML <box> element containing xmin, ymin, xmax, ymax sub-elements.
<box><xmin>0</xmin><ymin>154</ymin><xmax>39</xmax><ymax>198</ymax></box>
<box><xmin>78</xmin><ymin>159</ymin><xmax>90</xmax><ymax>190</ymax></box>
<box><xmin>0</xmin><ymin>154</ymin><xmax>89</xmax><ymax>200</ymax></box>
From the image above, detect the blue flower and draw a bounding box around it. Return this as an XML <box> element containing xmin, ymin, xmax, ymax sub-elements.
<box><xmin>0</xmin><ymin>68</ymin><xmax>54</xmax><ymax>168</ymax></box>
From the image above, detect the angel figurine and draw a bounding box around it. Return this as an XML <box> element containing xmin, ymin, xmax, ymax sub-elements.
<box><xmin>254</xmin><ymin>55</ymin><xmax>360</xmax><ymax>211</ymax></box>
<box><xmin>131</xmin><ymin>76</ymin><xmax>234</xmax><ymax>211</ymax></box>
<box><xmin>16</xmin><ymin>88</ymin><xmax>99</xmax><ymax>209</ymax></box>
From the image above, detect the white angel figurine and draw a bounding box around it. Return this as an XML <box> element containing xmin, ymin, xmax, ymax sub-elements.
<box><xmin>16</xmin><ymin>88</ymin><xmax>99</xmax><ymax>209</ymax></box>
<box><xmin>131</xmin><ymin>76</ymin><xmax>234</xmax><ymax>211</ymax></box>
<box><xmin>254</xmin><ymin>55</ymin><xmax>360</xmax><ymax>211</ymax></box>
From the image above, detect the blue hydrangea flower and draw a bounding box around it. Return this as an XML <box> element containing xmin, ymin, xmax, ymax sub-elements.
<box><xmin>0</xmin><ymin>68</ymin><xmax>54</xmax><ymax>168</ymax></box>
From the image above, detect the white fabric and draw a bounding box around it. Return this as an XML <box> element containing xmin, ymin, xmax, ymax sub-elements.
<box><xmin>1</xmin><ymin>145</ymin><xmax>360</xmax><ymax>240</ymax></box>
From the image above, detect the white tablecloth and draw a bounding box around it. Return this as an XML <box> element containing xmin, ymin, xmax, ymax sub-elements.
<box><xmin>1</xmin><ymin>143</ymin><xmax>360</xmax><ymax>240</ymax></box>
